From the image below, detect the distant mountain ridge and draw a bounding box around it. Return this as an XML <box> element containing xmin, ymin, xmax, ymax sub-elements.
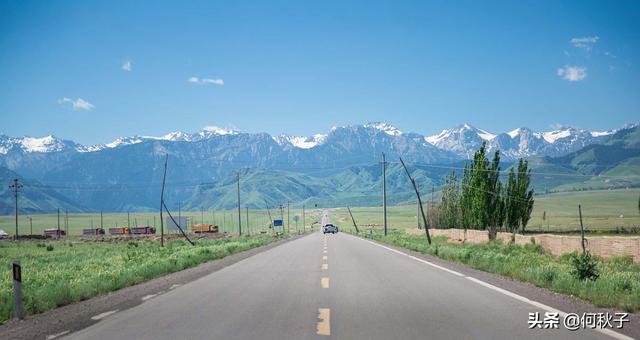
<box><xmin>0</xmin><ymin>122</ymin><xmax>637</xmax><ymax>212</ymax></box>
<box><xmin>1</xmin><ymin>122</ymin><xmax>632</xmax><ymax>160</ymax></box>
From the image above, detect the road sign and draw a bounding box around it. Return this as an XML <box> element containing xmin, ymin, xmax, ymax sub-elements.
<box><xmin>273</xmin><ymin>219</ymin><xmax>283</xmax><ymax>227</ymax></box>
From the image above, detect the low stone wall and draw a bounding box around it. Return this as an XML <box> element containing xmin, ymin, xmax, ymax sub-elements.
<box><xmin>406</xmin><ymin>228</ymin><xmax>640</xmax><ymax>262</ymax></box>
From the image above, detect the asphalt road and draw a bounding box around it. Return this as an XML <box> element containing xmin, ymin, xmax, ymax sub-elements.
<box><xmin>64</xmin><ymin>211</ymin><xmax>628</xmax><ymax>340</ymax></box>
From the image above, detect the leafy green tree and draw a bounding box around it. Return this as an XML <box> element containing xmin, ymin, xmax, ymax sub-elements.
<box><xmin>460</xmin><ymin>163</ymin><xmax>472</xmax><ymax>230</ymax></box>
<box><xmin>439</xmin><ymin>170</ymin><xmax>460</xmax><ymax>228</ymax></box>
<box><xmin>517</xmin><ymin>159</ymin><xmax>534</xmax><ymax>233</ymax></box>
<box><xmin>486</xmin><ymin>149</ymin><xmax>503</xmax><ymax>239</ymax></box>
<box><xmin>504</xmin><ymin>167</ymin><xmax>519</xmax><ymax>233</ymax></box>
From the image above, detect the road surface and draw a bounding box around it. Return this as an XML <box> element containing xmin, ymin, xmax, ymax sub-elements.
<box><xmin>65</xmin><ymin>211</ymin><xmax>626</xmax><ymax>340</ymax></box>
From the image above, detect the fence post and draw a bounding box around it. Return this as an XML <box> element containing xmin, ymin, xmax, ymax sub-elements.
<box><xmin>13</xmin><ymin>260</ymin><xmax>23</xmax><ymax>319</ymax></box>
<box><xmin>578</xmin><ymin>205</ymin><xmax>586</xmax><ymax>254</ymax></box>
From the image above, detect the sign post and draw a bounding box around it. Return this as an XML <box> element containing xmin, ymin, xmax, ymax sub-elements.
<box><xmin>13</xmin><ymin>260</ymin><xmax>23</xmax><ymax>319</ymax></box>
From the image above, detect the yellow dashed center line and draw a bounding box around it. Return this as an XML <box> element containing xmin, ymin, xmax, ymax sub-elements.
<box><xmin>321</xmin><ymin>277</ymin><xmax>330</xmax><ymax>288</ymax></box>
<box><xmin>317</xmin><ymin>308</ymin><xmax>331</xmax><ymax>336</ymax></box>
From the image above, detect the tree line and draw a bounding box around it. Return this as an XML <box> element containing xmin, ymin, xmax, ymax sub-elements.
<box><xmin>438</xmin><ymin>142</ymin><xmax>534</xmax><ymax>239</ymax></box>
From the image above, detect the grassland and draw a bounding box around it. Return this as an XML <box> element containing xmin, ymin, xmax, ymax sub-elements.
<box><xmin>0</xmin><ymin>208</ymin><xmax>311</xmax><ymax>237</ymax></box>
<box><xmin>0</xmin><ymin>235</ymin><xmax>279</xmax><ymax>323</ymax></box>
<box><xmin>332</xmin><ymin>189</ymin><xmax>640</xmax><ymax>234</ymax></box>
<box><xmin>355</xmin><ymin>231</ymin><xmax>640</xmax><ymax>312</ymax></box>
<box><xmin>0</xmin><ymin>189</ymin><xmax>638</xmax><ymax>237</ymax></box>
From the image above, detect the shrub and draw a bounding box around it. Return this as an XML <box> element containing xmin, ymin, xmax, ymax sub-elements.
<box><xmin>570</xmin><ymin>252</ymin><xmax>599</xmax><ymax>281</ymax></box>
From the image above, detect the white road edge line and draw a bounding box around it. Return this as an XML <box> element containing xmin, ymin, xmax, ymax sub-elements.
<box><xmin>90</xmin><ymin>309</ymin><xmax>119</xmax><ymax>321</ymax></box>
<box><xmin>141</xmin><ymin>294</ymin><xmax>157</xmax><ymax>301</ymax></box>
<box><xmin>361</xmin><ymin>238</ymin><xmax>632</xmax><ymax>340</ymax></box>
<box><xmin>46</xmin><ymin>330</ymin><xmax>70</xmax><ymax>340</ymax></box>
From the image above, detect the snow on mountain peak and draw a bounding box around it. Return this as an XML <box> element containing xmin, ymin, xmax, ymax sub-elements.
<box><xmin>21</xmin><ymin>135</ymin><xmax>67</xmax><ymax>153</ymax></box>
<box><xmin>162</xmin><ymin>131</ymin><xmax>191</xmax><ymax>141</ymax></box>
<box><xmin>105</xmin><ymin>136</ymin><xmax>145</xmax><ymax>149</ymax></box>
<box><xmin>425</xmin><ymin>123</ymin><xmax>495</xmax><ymax>145</ymax></box>
<box><xmin>540</xmin><ymin>129</ymin><xmax>573</xmax><ymax>143</ymax></box>
<box><xmin>273</xmin><ymin>134</ymin><xmax>328</xmax><ymax>149</ymax></box>
<box><xmin>202</xmin><ymin>125</ymin><xmax>238</xmax><ymax>136</ymax></box>
<box><xmin>364</xmin><ymin>122</ymin><xmax>403</xmax><ymax>136</ymax></box>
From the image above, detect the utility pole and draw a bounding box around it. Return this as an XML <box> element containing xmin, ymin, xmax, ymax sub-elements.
<box><xmin>347</xmin><ymin>206</ymin><xmax>359</xmax><ymax>233</ymax></box>
<box><xmin>246</xmin><ymin>206</ymin><xmax>250</xmax><ymax>236</ymax></box>
<box><xmin>10</xmin><ymin>179</ymin><xmax>22</xmax><ymax>240</ymax></box>
<box><xmin>159</xmin><ymin>154</ymin><xmax>168</xmax><ymax>247</ymax></box>
<box><xmin>431</xmin><ymin>184</ymin><xmax>435</xmax><ymax>228</ymax></box>
<box><xmin>417</xmin><ymin>199</ymin><xmax>421</xmax><ymax>229</ymax></box>
<box><xmin>237</xmin><ymin>172</ymin><xmax>242</xmax><ymax>236</ymax></box>
<box><xmin>382</xmin><ymin>152</ymin><xmax>388</xmax><ymax>236</ymax></box>
<box><xmin>279</xmin><ymin>204</ymin><xmax>284</xmax><ymax>233</ymax></box>
<box><xmin>399</xmin><ymin>157</ymin><xmax>432</xmax><ymax>244</ymax></box>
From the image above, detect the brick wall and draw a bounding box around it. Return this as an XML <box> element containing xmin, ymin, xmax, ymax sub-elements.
<box><xmin>406</xmin><ymin>228</ymin><xmax>640</xmax><ymax>262</ymax></box>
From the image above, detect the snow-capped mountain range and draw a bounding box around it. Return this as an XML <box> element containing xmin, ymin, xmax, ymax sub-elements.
<box><xmin>0</xmin><ymin>122</ymin><xmax>633</xmax><ymax>160</ymax></box>
<box><xmin>1</xmin><ymin>121</ymin><xmax>637</xmax><ymax>212</ymax></box>
<box><xmin>423</xmin><ymin>123</ymin><xmax>629</xmax><ymax>159</ymax></box>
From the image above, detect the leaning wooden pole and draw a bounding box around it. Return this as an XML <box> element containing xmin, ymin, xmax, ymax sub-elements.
<box><xmin>264</xmin><ymin>199</ymin><xmax>274</xmax><ymax>235</ymax></box>
<box><xmin>399</xmin><ymin>157</ymin><xmax>432</xmax><ymax>245</ymax></box>
<box><xmin>347</xmin><ymin>206</ymin><xmax>359</xmax><ymax>233</ymax></box>
<box><xmin>578</xmin><ymin>204</ymin><xmax>586</xmax><ymax>254</ymax></box>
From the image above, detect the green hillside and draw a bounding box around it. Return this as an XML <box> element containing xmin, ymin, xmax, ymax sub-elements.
<box><xmin>0</xmin><ymin>166</ymin><xmax>85</xmax><ymax>215</ymax></box>
<box><xmin>184</xmin><ymin>163</ymin><xmax>449</xmax><ymax>210</ymax></box>
<box><xmin>542</xmin><ymin>126</ymin><xmax>640</xmax><ymax>191</ymax></box>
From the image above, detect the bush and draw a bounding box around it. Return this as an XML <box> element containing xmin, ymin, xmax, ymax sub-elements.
<box><xmin>570</xmin><ymin>252</ymin><xmax>599</xmax><ymax>281</ymax></box>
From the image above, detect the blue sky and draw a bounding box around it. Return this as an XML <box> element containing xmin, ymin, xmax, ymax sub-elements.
<box><xmin>1</xmin><ymin>0</ymin><xmax>638</xmax><ymax>144</ymax></box>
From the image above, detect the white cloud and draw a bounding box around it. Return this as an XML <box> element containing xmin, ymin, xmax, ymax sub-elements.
<box><xmin>122</xmin><ymin>60</ymin><xmax>132</xmax><ymax>71</ymax></box>
<box><xmin>557</xmin><ymin>65</ymin><xmax>587</xmax><ymax>82</ymax></box>
<box><xmin>570</xmin><ymin>36</ymin><xmax>599</xmax><ymax>50</ymax></box>
<box><xmin>188</xmin><ymin>76</ymin><xmax>224</xmax><ymax>86</ymax></box>
<box><xmin>58</xmin><ymin>97</ymin><xmax>94</xmax><ymax>111</ymax></box>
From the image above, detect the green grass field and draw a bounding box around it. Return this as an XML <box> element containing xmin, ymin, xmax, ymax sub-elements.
<box><xmin>333</xmin><ymin>189</ymin><xmax>640</xmax><ymax>234</ymax></box>
<box><xmin>1</xmin><ymin>189</ymin><xmax>639</xmax><ymax>236</ymax></box>
<box><xmin>0</xmin><ymin>235</ymin><xmax>279</xmax><ymax>323</ymax></box>
<box><xmin>355</xmin><ymin>231</ymin><xmax>640</xmax><ymax>312</ymax></box>
<box><xmin>0</xmin><ymin>208</ymin><xmax>315</xmax><ymax>237</ymax></box>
